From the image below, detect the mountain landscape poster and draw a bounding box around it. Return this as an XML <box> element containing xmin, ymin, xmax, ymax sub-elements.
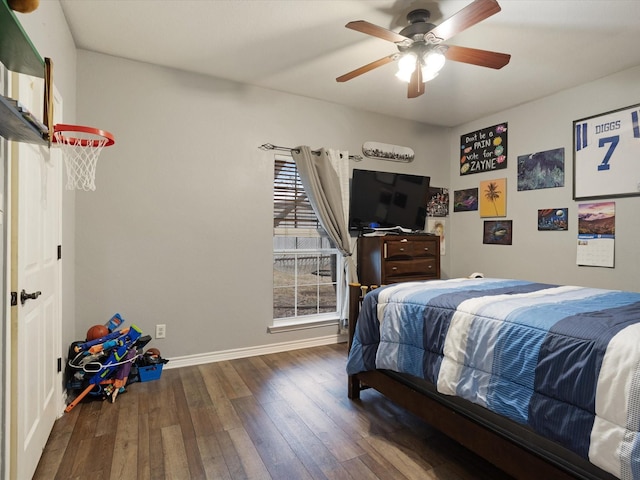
<box><xmin>517</xmin><ymin>147</ymin><xmax>564</xmax><ymax>191</ymax></box>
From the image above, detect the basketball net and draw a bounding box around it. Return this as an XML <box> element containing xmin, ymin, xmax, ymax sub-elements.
<box><xmin>52</xmin><ymin>124</ymin><xmax>115</xmax><ymax>191</ymax></box>
<box><xmin>54</xmin><ymin>132</ymin><xmax>106</xmax><ymax>191</ymax></box>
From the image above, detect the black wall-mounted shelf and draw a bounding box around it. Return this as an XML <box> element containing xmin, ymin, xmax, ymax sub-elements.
<box><xmin>0</xmin><ymin>0</ymin><xmax>48</xmax><ymax>144</ymax></box>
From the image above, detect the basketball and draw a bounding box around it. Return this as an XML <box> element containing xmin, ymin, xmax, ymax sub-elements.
<box><xmin>8</xmin><ymin>0</ymin><xmax>39</xmax><ymax>13</ymax></box>
<box><xmin>145</xmin><ymin>348</ymin><xmax>161</xmax><ymax>358</ymax></box>
<box><xmin>86</xmin><ymin>324</ymin><xmax>108</xmax><ymax>341</ymax></box>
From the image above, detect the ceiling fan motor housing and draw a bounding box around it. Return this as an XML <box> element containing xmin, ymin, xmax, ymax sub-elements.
<box><xmin>397</xmin><ymin>9</ymin><xmax>439</xmax><ymax>52</ymax></box>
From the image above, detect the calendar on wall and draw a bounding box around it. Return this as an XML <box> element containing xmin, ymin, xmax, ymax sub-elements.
<box><xmin>576</xmin><ymin>202</ymin><xmax>615</xmax><ymax>268</ymax></box>
<box><xmin>573</xmin><ymin>103</ymin><xmax>640</xmax><ymax>200</ymax></box>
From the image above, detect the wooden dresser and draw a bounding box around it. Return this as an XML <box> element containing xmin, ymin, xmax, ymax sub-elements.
<box><xmin>357</xmin><ymin>235</ymin><xmax>441</xmax><ymax>286</ymax></box>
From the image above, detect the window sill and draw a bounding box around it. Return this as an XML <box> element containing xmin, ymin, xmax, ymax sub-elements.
<box><xmin>268</xmin><ymin>317</ymin><xmax>340</xmax><ymax>334</ymax></box>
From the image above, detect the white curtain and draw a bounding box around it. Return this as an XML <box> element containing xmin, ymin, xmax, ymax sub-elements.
<box><xmin>292</xmin><ymin>146</ymin><xmax>357</xmax><ymax>333</ymax></box>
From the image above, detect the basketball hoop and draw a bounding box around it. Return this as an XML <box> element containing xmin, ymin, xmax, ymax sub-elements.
<box><xmin>52</xmin><ymin>124</ymin><xmax>115</xmax><ymax>191</ymax></box>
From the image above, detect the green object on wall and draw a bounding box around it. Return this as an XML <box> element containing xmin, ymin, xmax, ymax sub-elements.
<box><xmin>0</xmin><ymin>0</ymin><xmax>44</xmax><ymax>77</ymax></box>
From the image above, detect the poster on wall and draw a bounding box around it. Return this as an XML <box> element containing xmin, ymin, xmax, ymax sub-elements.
<box><xmin>576</xmin><ymin>202</ymin><xmax>615</xmax><ymax>268</ymax></box>
<box><xmin>573</xmin><ymin>103</ymin><xmax>640</xmax><ymax>199</ymax></box>
<box><xmin>459</xmin><ymin>122</ymin><xmax>508</xmax><ymax>175</ymax></box>
<box><xmin>453</xmin><ymin>187</ymin><xmax>479</xmax><ymax>212</ymax></box>
<box><xmin>479</xmin><ymin>178</ymin><xmax>507</xmax><ymax>217</ymax></box>
<box><xmin>538</xmin><ymin>208</ymin><xmax>568</xmax><ymax>231</ymax></box>
<box><xmin>427</xmin><ymin>217</ymin><xmax>446</xmax><ymax>256</ymax></box>
<box><xmin>427</xmin><ymin>187</ymin><xmax>449</xmax><ymax>217</ymax></box>
<box><xmin>517</xmin><ymin>148</ymin><xmax>565</xmax><ymax>191</ymax></box>
<box><xmin>483</xmin><ymin>220</ymin><xmax>513</xmax><ymax>245</ymax></box>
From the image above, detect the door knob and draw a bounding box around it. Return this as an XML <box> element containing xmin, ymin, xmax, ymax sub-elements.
<box><xmin>20</xmin><ymin>289</ymin><xmax>42</xmax><ymax>305</ymax></box>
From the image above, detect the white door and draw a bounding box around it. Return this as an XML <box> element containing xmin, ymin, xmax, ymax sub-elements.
<box><xmin>10</xmin><ymin>73</ymin><xmax>62</xmax><ymax>480</ymax></box>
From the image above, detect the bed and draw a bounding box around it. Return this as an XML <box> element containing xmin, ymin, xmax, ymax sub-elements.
<box><xmin>346</xmin><ymin>278</ymin><xmax>640</xmax><ymax>480</ymax></box>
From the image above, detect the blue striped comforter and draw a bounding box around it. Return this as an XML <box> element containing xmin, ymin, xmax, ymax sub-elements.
<box><xmin>346</xmin><ymin>278</ymin><xmax>640</xmax><ymax>479</ymax></box>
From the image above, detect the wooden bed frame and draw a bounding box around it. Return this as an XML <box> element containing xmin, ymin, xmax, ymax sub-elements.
<box><xmin>347</xmin><ymin>283</ymin><xmax>617</xmax><ymax>480</ymax></box>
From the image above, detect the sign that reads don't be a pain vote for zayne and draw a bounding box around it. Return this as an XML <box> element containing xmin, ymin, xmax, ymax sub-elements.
<box><xmin>459</xmin><ymin>123</ymin><xmax>508</xmax><ymax>176</ymax></box>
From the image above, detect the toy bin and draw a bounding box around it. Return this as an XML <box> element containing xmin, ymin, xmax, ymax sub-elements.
<box><xmin>138</xmin><ymin>363</ymin><xmax>164</xmax><ymax>382</ymax></box>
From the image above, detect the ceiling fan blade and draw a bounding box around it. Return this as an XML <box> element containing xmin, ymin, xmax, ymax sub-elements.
<box><xmin>336</xmin><ymin>54</ymin><xmax>397</xmax><ymax>82</ymax></box>
<box><xmin>428</xmin><ymin>0</ymin><xmax>501</xmax><ymax>42</ymax></box>
<box><xmin>346</xmin><ymin>20</ymin><xmax>408</xmax><ymax>44</ymax></box>
<box><xmin>408</xmin><ymin>68</ymin><xmax>425</xmax><ymax>98</ymax></box>
<box><xmin>445</xmin><ymin>45</ymin><xmax>511</xmax><ymax>69</ymax></box>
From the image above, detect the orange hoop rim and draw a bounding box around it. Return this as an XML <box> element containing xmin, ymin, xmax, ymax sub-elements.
<box><xmin>52</xmin><ymin>123</ymin><xmax>115</xmax><ymax>147</ymax></box>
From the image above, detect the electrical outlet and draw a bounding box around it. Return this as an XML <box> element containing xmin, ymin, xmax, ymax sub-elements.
<box><xmin>155</xmin><ymin>324</ymin><xmax>166</xmax><ymax>339</ymax></box>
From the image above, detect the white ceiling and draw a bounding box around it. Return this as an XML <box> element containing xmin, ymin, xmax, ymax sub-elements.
<box><xmin>59</xmin><ymin>0</ymin><xmax>640</xmax><ymax>127</ymax></box>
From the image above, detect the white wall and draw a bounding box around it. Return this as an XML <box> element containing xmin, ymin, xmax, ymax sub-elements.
<box><xmin>448</xmin><ymin>65</ymin><xmax>640</xmax><ymax>290</ymax></box>
<box><xmin>74</xmin><ymin>50</ymin><xmax>450</xmax><ymax>359</ymax></box>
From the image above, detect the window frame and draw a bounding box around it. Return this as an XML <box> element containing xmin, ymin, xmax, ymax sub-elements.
<box><xmin>271</xmin><ymin>154</ymin><xmax>343</xmax><ymax>332</ymax></box>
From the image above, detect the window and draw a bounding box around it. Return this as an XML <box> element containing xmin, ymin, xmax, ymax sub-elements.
<box><xmin>272</xmin><ymin>154</ymin><xmax>342</xmax><ymax>331</ymax></box>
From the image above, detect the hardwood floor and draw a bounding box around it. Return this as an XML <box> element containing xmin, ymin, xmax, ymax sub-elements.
<box><xmin>34</xmin><ymin>343</ymin><xmax>514</xmax><ymax>480</ymax></box>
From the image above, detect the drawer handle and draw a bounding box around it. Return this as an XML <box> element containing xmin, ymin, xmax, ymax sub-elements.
<box><xmin>392</xmin><ymin>266</ymin><xmax>398</xmax><ymax>271</ymax></box>
<box><xmin>428</xmin><ymin>265</ymin><xmax>432</xmax><ymax>269</ymax></box>
<box><xmin>399</xmin><ymin>247</ymin><xmax>405</xmax><ymax>252</ymax></box>
<box><xmin>423</xmin><ymin>247</ymin><xmax>429</xmax><ymax>251</ymax></box>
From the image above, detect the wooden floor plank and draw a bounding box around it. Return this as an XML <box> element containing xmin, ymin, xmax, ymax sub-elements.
<box><xmin>217</xmin><ymin>360</ymin><xmax>253</xmax><ymax>399</ymax></box>
<box><xmin>36</xmin><ymin>343</ymin><xmax>517</xmax><ymax>480</ymax></box>
<box><xmin>179</xmin><ymin>363</ymin><xmax>216</xmax><ymax>409</ymax></box>
<box><xmin>172</xmin><ymin>371</ymin><xmax>207</xmax><ymax>480</ymax></box>
<box><xmin>346</xmin><ymin>452</ymin><xmax>407</xmax><ymax>480</ymax></box>
<box><xmin>341</xmin><ymin>456</ymin><xmax>396</xmax><ymax>480</ymax></box>
<box><xmin>262</xmin><ymin>399</ymin><xmax>353</xmax><ymax>480</ymax></box>
<box><xmin>226</xmin><ymin>426</ymin><xmax>271</xmax><ymax>479</ymax></box>
<box><xmin>161</xmin><ymin>424</ymin><xmax>191</xmax><ymax>479</ymax></box>
<box><xmin>136</xmin><ymin>412</ymin><xmax>151</xmax><ymax>480</ymax></box>
<box><xmin>198</xmin><ymin>362</ymin><xmax>244</xmax><ymax>431</ymax></box>
<box><xmin>109</xmin><ymin>396</ymin><xmax>140</xmax><ymax>480</ymax></box>
<box><xmin>196</xmin><ymin>433</ymin><xmax>233</xmax><ymax>480</ymax></box>
<box><xmin>190</xmin><ymin>405</ymin><xmax>224</xmax><ymax>437</ymax></box>
<box><xmin>261</xmin><ymin>378</ymin><xmax>365</xmax><ymax>463</ymax></box>
<box><xmin>231</xmin><ymin>356</ymin><xmax>284</xmax><ymax>405</ymax></box>
<box><xmin>360</xmin><ymin>433</ymin><xmax>436</xmax><ymax>480</ymax></box>
<box><xmin>31</xmin><ymin>403</ymin><xmax>80</xmax><ymax>479</ymax></box>
<box><xmin>232</xmin><ymin>395</ymin><xmax>313</xmax><ymax>479</ymax></box>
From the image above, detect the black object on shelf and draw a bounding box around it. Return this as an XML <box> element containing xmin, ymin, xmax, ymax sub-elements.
<box><xmin>0</xmin><ymin>94</ymin><xmax>48</xmax><ymax>145</ymax></box>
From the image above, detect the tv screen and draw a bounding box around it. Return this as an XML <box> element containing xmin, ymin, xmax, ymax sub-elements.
<box><xmin>349</xmin><ymin>169</ymin><xmax>430</xmax><ymax>232</ymax></box>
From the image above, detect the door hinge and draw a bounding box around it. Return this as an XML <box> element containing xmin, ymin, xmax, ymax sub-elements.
<box><xmin>10</xmin><ymin>292</ymin><xmax>17</xmax><ymax>306</ymax></box>
<box><xmin>57</xmin><ymin>357</ymin><xmax>62</xmax><ymax>373</ymax></box>
<box><xmin>57</xmin><ymin>245</ymin><xmax>62</xmax><ymax>260</ymax></box>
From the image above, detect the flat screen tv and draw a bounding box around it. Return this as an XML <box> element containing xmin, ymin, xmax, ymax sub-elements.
<box><xmin>349</xmin><ymin>169</ymin><xmax>430</xmax><ymax>232</ymax></box>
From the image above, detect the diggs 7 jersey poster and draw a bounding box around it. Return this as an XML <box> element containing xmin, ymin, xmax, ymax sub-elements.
<box><xmin>573</xmin><ymin>103</ymin><xmax>640</xmax><ymax>200</ymax></box>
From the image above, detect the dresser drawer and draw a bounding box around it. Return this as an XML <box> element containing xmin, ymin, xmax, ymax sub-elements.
<box><xmin>411</xmin><ymin>240</ymin><xmax>438</xmax><ymax>257</ymax></box>
<box><xmin>385</xmin><ymin>258</ymin><xmax>438</xmax><ymax>277</ymax></box>
<box><xmin>385</xmin><ymin>239</ymin><xmax>438</xmax><ymax>258</ymax></box>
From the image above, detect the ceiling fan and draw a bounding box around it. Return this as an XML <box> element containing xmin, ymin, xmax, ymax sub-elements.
<box><xmin>336</xmin><ymin>0</ymin><xmax>511</xmax><ymax>98</ymax></box>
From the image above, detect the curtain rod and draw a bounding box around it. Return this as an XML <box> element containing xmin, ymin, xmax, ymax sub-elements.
<box><xmin>259</xmin><ymin>143</ymin><xmax>362</xmax><ymax>161</ymax></box>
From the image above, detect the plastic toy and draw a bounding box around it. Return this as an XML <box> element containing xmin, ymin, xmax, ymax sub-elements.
<box><xmin>65</xmin><ymin>317</ymin><xmax>147</xmax><ymax>412</ymax></box>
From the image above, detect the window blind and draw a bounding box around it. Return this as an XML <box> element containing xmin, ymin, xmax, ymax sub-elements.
<box><xmin>273</xmin><ymin>155</ymin><xmax>319</xmax><ymax>230</ymax></box>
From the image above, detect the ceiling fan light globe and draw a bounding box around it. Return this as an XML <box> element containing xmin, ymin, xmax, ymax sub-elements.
<box><xmin>395</xmin><ymin>69</ymin><xmax>413</xmax><ymax>83</ymax></box>
<box><xmin>423</xmin><ymin>50</ymin><xmax>446</xmax><ymax>73</ymax></box>
<box><xmin>398</xmin><ymin>52</ymin><xmax>417</xmax><ymax>72</ymax></box>
<box><xmin>420</xmin><ymin>67</ymin><xmax>439</xmax><ymax>82</ymax></box>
